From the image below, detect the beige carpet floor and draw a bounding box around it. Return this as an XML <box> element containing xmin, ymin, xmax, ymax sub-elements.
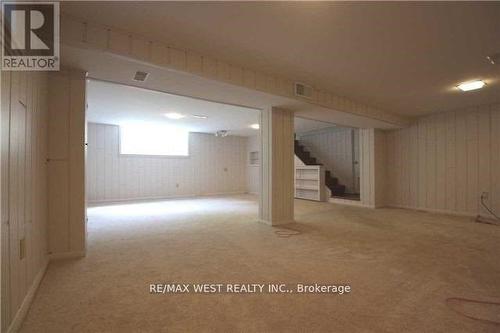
<box><xmin>20</xmin><ymin>195</ymin><xmax>500</xmax><ymax>332</ymax></box>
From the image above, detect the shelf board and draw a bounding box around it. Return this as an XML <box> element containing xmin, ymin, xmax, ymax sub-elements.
<box><xmin>295</xmin><ymin>178</ymin><xmax>319</xmax><ymax>181</ymax></box>
<box><xmin>295</xmin><ymin>186</ymin><xmax>319</xmax><ymax>191</ymax></box>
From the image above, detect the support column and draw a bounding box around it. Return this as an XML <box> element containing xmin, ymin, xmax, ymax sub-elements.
<box><xmin>259</xmin><ymin>107</ymin><xmax>295</xmax><ymax>226</ymax></box>
<box><xmin>359</xmin><ymin>128</ymin><xmax>386</xmax><ymax>208</ymax></box>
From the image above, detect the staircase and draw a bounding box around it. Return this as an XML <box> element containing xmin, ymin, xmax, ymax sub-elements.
<box><xmin>294</xmin><ymin>140</ymin><xmax>346</xmax><ymax>197</ymax></box>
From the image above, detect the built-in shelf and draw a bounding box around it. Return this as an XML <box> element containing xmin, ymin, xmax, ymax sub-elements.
<box><xmin>249</xmin><ymin>151</ymin><xmax>259</xmax><ymax>166</ymax></box>
<box><xmin>295</xmin><ymin>165</ymin><xmax>326</xmax><ymax>201</ymax></box>
<box><xmin>295</xmin><ymin>186</ymin><xmax>318</xmax><ymax>190</ymax></box>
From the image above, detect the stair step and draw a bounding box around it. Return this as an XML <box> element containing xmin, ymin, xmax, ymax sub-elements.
<box><xmin>330</xmin><ymin>184</ymin><xmax>346</xmax><ymax>196</ymax></box>
<box><xmin>295</xmin><ymin>140</ymin><xmax>345</xmax><ymax>193</ymax></box>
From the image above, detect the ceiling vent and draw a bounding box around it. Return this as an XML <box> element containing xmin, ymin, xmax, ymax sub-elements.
<box><xmin>133</xmin><ymin>71</ymin><xmax>149</xmax><ymax>82</ymax></box>
<box><xmin>294</xmin><ymin>82</ymin><xmax>313</xmax><ymax>99</ymax></box>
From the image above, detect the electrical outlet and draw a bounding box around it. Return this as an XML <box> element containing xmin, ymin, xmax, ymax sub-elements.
<box><xmin>19</xmin><ymin>238</ymin><xmax>26</xmax><ymax>260</ymax></box>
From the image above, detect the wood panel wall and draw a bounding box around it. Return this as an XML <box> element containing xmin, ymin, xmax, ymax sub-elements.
<box><xmin>59</xmin><ymin>13</ymin><xmax>409</xmax><ymax>127</ymax></box>
<box><xmin>47</xmin><ymin>70</ymin><xmax>86</xmax><ymax>256</ymax></box>
<box><xmin>86</xmin><ymin>123</ymin><xmax>249</xmax><ymax>202</ymax></box>
<box><xmin>246</xmin><ymin>135</ymin><xmax>260</xmax><ymax>195</ymax></box>
<box><xmin>386</xmin><ymin>104</ymin><xmax>500</xmax><ymax>217</ymax></box>
<box><xmin>297</xmin><ymin>127</ymin><xmax>358</xmax><ymax>193</ymax></box>
<box><xmin>1</xmin><ymin>71</ymin><xmax>49</xmax><ymax>332</ymax></box>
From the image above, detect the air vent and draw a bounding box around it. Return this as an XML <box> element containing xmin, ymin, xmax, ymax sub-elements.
<box><xmin>133</xmin><ymin>71</ymin><xmax>149</xmax><ymax>82</ymax></box>
<box><xmin>294</xmin><ymin>82</ymin><xmax>313</xmax><ymax>99</ymax></box>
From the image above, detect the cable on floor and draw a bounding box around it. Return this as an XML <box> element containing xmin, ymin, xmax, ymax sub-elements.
<box><xmin>446</xmin><ymin>297</ymin><xmax>500</xmax><ymax>326</ymax></box>
<box><xmin>480</xmin><ymin>196</ymin><xmax>500</xmax><ymax>220</ymax></box>
<box><xmin>274</xmin><ymin>228</ymin><xmax>301</xmax><ymax>238</ymax></box>
<box><xmin>475</xmin><ymin>195</ymin><xmax>500</xmax><ymax>226</ymax></box>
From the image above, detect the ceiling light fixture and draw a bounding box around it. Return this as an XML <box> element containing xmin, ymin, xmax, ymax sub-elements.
<box><xmin>487</xmin><ymin>53</ymin><xmax>500</xmax><ymax>65</ymax></box>
<box><xmin>164</xmin><ymin>112</ymin><xmax>185</xmax><ymax>119</ymax></box>
<box><xmin>250</xmin><ymin>124</ymin><xmax>260</xmax><ymax>130</ymax></box>
<box><xmin>191</xmin><ymin>114</ymin><xmax>208</xmax><ymax>119</ymax></box>
<box><xmin>215</xmin><ymin>130</ymin><xmax>229</xmax><ymax>137</ymax></box>
<box><xmin>457</xmin><ymin>80</ymin><xmax>486</xmax><ymax>92</ymax></box>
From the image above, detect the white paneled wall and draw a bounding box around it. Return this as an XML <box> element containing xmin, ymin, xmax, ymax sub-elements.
<box><xmin>386</xmin><ymin>104</ymin><xmax>500</xmax><ymax>217</ymax></box>
<box><xmin>60</xmin><ymin>15</ymin><xmax>409</xmax><ymax>127</ymax></box>
<box><xmin>86</xmin><ymin>123</ymin><xmax>248</xmax><ymax>202</ymax></box>
<box><xmin>246</xmin><ymin>135</ymin><xmax>260</xmax><ymax>194</ymax></box>
<box><xmin>1</xmin><ymin>71</ymin><xmax>49</xmax><ymax>332</ymax></box>
<box><xmin>359</xmin><ymin>129</ymin><xmax>386</xmax><ymax>208</ymax></box>
<box><xmin>298</xmin><ymin>127</ymin><xmax>358</xmax><ymax>193</ymax></box>
<box><xmin>47</xmin><ymin>71</ymin><xmax>86</xmax><ymax>256</ymax></box>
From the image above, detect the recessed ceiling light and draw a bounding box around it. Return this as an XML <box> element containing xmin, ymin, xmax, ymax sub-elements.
<box><xmin>457</xmin><ymin>80</ymin><xmax>486</xmax><ymax>92</ymax></box>
<box><xmin>250</xmin><ymin>124</ymin><xmax>260</xmax><ymax>130</ymax></box>
<box><xmin>191</xmin><ymin>114</ymin><xmax>208</xmax><ymax>119</ymax></box>
<box><xmin>164</xmin><ymin>112</ymin><xmax>185</xmax><ymax>120</ymax></box>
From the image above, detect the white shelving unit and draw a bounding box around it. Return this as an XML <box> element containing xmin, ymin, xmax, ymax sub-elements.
<box><xmin>294</xmin><ymin>165</ymin><xmax>326</xmax><ymax>201</ymax></box>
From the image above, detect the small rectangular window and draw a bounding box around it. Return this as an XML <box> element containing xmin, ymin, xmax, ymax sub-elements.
<box><xmin>120</xmin><ymin>123</ymin><xmax>189</xmax><ymax>156</ymax></box>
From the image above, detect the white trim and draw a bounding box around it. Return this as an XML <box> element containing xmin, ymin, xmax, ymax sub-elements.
<box><xmin>49</xmin><ymin>251</ymin><xmax>86</xmax><ymax>261</ymax></box>
<box><xmin>386</xmin><ymin>205</ymin><xmax>476</xmax><ymax>218</ymax></box>
<box><xmin>86</xmin><ymin>191</ymin><xmax>248</xmax><ymax>205</ymax></box>
<box><xmin>6</xmin><ymin>259</ymin><xmax>49</xmax><ymax>333</ymax></box>
<box><xmin>329</xmin><ymin>197</ymin><xmax>371</xmax><ymax>208</ymax></box>
<box><xmin>258</xmin><ymin>219</ymin><xmax>296</xmax><ymax>226</ymax></box>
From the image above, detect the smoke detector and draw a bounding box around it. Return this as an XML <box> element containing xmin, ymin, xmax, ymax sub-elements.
<box><xmin>133</xmin><ymin>71</ymin><xmax>149</xmax><ymax>82</ymax></box>
<box><xmin>294</xmin><ymin>82</ymin><xmax>313</xmax><ymax>99</ymax></box>
<box><xmin>215</xmin><ymin>130</ymin><xmax>229</xmax><ymax>137</ymax></box>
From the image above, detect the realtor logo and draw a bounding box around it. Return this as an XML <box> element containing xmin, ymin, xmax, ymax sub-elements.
<box><xmin>2</xmin><ymin>2</ymin><xmax>59</xmax><ymax>71</ymax></box>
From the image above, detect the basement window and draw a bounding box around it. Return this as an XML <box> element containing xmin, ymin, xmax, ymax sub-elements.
<box><xmin>120</xmin><ymin>123</ymin><xmax>189</xmax><ymax>156</ymax></box>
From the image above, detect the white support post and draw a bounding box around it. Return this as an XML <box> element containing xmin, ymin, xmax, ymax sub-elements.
<box><xmin>259</xmin><ymin>107</ymin><xmax>295</xmax><ymax>225</ymax></box>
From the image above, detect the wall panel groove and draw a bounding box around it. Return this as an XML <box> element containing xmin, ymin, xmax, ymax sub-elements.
<box><xmin>86</xmin><ymin>123</ymin><xmax>249</xmax><ymax>202</ymax></box>
<box><xmin>387</xmin><ymin>104</ymin><xmax>500</xmax><ymax>217</ymax></box>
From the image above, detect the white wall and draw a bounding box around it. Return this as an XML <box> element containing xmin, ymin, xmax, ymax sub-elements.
<box><xmin>246</xmin><ymin>135</ymin><xmax>260</xmax><ymax>194</ymax></box>
<box><xmin>1</xmin><ymin>71</ymin><xmax>49</xmax><ymax>332</ymax></box>
<box><xmin>297</xmin><ymin>127</ymin><xmax>358</xmax><ymax>193</ymax></box>
<box><xmin>86</xmin><ymin>123</ymin><xmax>248</xmax><ymax>202</ymax></box>
<box><xmin>386</xmin><ymin>104</ymin><xmax>500</xmax><ymax>217</ymax></box>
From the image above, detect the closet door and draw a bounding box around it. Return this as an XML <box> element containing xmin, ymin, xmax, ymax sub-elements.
<box><xmin>1</xmin><ymin>71</ymin><xmax>12</xmax><ymax>331</ymax></box>
<box><xmin>8</xmin><ymin>72</ymin><xmax>28</xmax><ymax>319</ymax></box>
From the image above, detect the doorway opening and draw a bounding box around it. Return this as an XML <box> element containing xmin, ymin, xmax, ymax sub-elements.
<box><xmin>294</xmin><ymin>117</ymin><xmax>361</xmax><ymax>203</ymax></box>
<box><xmin>84</xmin><ymin>79</ymin><xmax>261</xmax><ymax>238</ymax></box>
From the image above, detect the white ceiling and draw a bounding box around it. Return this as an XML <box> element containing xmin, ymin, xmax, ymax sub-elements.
<box><xmin>63</xmin><ymin>2</ymin><xmax>500</xmax><ymax>116</ymax></box>
<box><xmin>87</xmin><ymin>80</ymin><xmax>336</xmax><ymax>136</ymax></box>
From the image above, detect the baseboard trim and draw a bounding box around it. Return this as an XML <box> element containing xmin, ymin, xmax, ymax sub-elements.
<box><xmin>329</xmin><ymin>197</ymin><xmax>373</xmax><ymax>208</ymax></box>
<box><xmin>257</xmin><ymin>219</ymin><xmax>295</xmax><ymax>226</ymax></box>
<box><xmin>87</xmin><ymin>191</ymin><xmax>248</xmax><ymax>205</ymax></box>
<box><xmin>49</xmin><ymin>251</ymin><xmax>86</xmax><ymax>260</ymax></box>
<box><xmin>6</xmin><ymin>259</ymin><xmax>49</xmax><ymax>333</ymax></box>
<box><xmin>387</xmin><ymin>204</ymin><xmax>476</xmax><ymax>218</ymax></box>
